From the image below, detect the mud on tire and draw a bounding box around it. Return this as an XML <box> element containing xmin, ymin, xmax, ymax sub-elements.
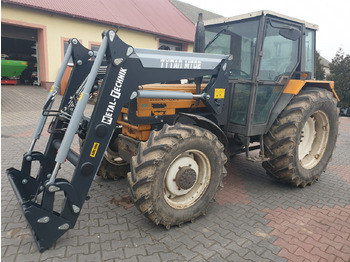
<box><xmin>127</xmin><ymin>123</ymin><xmax>227</xmax><ymax>228</ymax></box>
<box><xmin>263</xmin><ymin>87</ymin><xmax>339</xmax><ymax>187</ymax></box>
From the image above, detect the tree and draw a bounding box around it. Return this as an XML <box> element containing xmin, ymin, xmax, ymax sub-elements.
<box><xmin>327</xmin><ymin>48</ymin><xmax>350</xmax><ymax>108</ymax></box>
<box><xmin>315</xmin><ymin>50</ymin><xmax>325</xmax><ymax>80</ymax></box>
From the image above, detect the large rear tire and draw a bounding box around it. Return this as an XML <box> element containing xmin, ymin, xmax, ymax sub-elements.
<box><xmin>263</xmin><ymin>87</ymin><xmax>338</xmax><ymax>187</ymax></box>
<box><xmin>127</xmin><ymin>123</ymin><xmax>227</xmax><ymax>228</ymax></box>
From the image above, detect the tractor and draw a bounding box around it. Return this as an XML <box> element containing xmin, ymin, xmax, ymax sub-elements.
<box><xmin>7</xmin><ymin>10</ymin><xmax>339</xmax><ymax>252</ymax></box>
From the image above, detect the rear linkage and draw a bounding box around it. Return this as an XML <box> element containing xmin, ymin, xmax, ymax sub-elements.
<box><xmin>6</xmin><ymin>29</ymin><xmax>232</xmax><ymax>252</ymax></box>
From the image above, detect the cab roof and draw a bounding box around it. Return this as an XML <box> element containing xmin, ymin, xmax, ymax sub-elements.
<box><xmin>204</xmin><ymin>10</ymin><xmax>319</xmax><ymax>30</ymax></box>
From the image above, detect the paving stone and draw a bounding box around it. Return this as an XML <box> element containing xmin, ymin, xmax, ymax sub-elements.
<box><xmin>207</xmin><ymin>243</ymin><xmax>235</xmax><ymax>259</ymax></box>
<box><xmin>1</xmin><ymin>254</ymin><xmax>17</xmax><ymax>262</ymax></box>
<box><xmin>192</xmin><ymin>243</ymin><xmax>216</xmax><ymax>260</ymax></box>
<box><xmin>144</xmin><ymin>243</ymin><xmax>169</xmax><ymax>255</ymax></box>
<box><xmin>207</xmin><ymin>232</ymin><xmax>231</xmax><ymax>247</ymax></box>
<box><xmin>295</xmin><ymin>247</ymin><xmax>321</xmax><ymax>262</ymax></box>
<box><xmin>39</xmin><ymin>246</ymin><xmax>67</xmax><ymax>261</ymax></box>
<box><xmin>311</xmin><ymin>246</ymin><xmax>337</xmax><ymax>261</ymax></box>
<box><xmin>156</xmin><ymin>235</ymin><xmax>182</xmax><ymax>250</ymax></box>
<box><xmin>224</xmin><ymin>232</ymin><xmax>249</xmax><ymax>247</ymax></box>
<box><xmin>101</xmin><ymin>248</ymin><xmax>124</xmax><ymax>261</ymax></box>
<box><xmin>78</xmin><ymin>251</ymin><xmax>102</xmax><ymax>262</ymax></box>
<box><xmin>113</xmin><ymin>256</ymin><xmax>138</xmax><ymax>262</ymax></box>
<box><xmin>111</xmin><ymin>238</ymin><xmax>133</xmax><ymax>249</ymax></box>
<box><xmin>4</xmin><ymin>245</ymin><xmax>20</xmax><ymax>258</ymax></box>
<box><xmin>52</xmin><ymin>255</ymin><xmax>78</xmax><ymax>262</ymax></box>
<box><xmin>244</xmin><ymin>250</ymin><xmax>271</xmax><ymax>262</ymax></box>
<box><xmin>226</xmin><ymin>252</ymin><xmax>251</xmax><ymax>262</ymax></box>
<box><xmin>78</xmin><ymin>234</ymin><xmax>101</xmax><ymax>245</ymax></box>
<box><xmin>1</xmin><ymin>246</ymin><xmax>7</xmax><ymax>257</ymax></box>
<box><xmin>260</xmin><ymin>250</ymin><xmax>287</xmax><ymax>262</ymax></box>
<box><xmin>66</xmin><ymin>242</ymin><xmax>89</xmax><ymax>256</ymax></box>
<box><xmin>191</xmin><ymin>234</ymin><xmax>212</xmax><ymax>248</ymax></box>
<box><xmin>132</xmin><ymin>235</ymin><xmax>155</xmax><ymax>247</ymax></box>
<box><xmin>173</xmin><ymin>245</ymin><xmax>198</xmax><ymax>261</ymax></box>
<box><xmin>158</xmin><ymin>251</ymin><xmax>183</xmax><ymax>261</ymax></box>
<box><xmin>137</xmin><ymin>253</ymin><xmax>162</xmax><ymax>262</ymax></box>
<box><xmin>68</xmin><ymin>227</ymin><xmax>90</xmax><ymax>238</ymax></box>
<box><xmin>120</xmin><ymin>228</ymin><xmax>142</xmax><ymax>240</ymax></box>
<box><xmin>124</xmin><ymin>246</ymin><xmax>147</xmax><ymax>259</ymax></box>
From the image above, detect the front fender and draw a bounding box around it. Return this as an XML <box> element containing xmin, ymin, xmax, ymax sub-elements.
<box><xmin>174</xmin><ymin>113</ymin><xmax>229</xmax><ymax>158</ymax></box>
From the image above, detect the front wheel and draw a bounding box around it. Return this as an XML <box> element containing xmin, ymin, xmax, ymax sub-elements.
<box><xmin>127</xmin><ymin>123</ymin><xmax>227</xmax><ymax>228</ymax></box>
<box><xmin>263</xmin><ymin>87</ymin><xmax>339</xmax><ymax>187</ymax></box>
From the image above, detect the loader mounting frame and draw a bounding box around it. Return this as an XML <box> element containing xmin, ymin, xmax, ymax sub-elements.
<box><xmin>6</xmin><ymin>29</ymin><xmax>232</xmax><ymax>252</ymax></box>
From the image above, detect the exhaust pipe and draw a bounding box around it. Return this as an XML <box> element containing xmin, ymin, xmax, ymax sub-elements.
<box><xmin>194</xmin><ymin>13</ymin><xmax>205</xmax><ymax>94</ymax></box>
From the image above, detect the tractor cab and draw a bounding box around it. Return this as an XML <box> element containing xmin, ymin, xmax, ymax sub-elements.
<box><xmin>204</xmin><ymin>10</ymin><xmax>318</xmax><ymax>137</ymax></box>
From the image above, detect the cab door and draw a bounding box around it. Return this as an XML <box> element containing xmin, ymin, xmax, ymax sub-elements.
<box><xmin>228</xmin><ymin>16</ymin><xmax>302</xmax><ymax>136</ymax></box>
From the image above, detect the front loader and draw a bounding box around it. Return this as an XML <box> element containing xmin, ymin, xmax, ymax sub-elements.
<box><xmin>7</xmin><ymin>10</ymin><xmax>339</xmax><ymax>252</ymax></box>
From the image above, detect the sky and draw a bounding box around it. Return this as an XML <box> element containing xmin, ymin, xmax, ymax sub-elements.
<box><xmin>179</xmin><ymin>0</ymin><xmax>350</xmax><ymax>61</ymax></box>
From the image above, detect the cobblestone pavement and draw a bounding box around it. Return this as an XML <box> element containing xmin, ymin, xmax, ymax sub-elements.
<box><xmin>2</xmin><ymin>85</ymin><xmax>350</xmax><ymax>262</ymax></box>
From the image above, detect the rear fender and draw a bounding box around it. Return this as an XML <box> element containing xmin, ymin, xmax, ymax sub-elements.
<box><xmin>266</xmin><ymin>79</ymin><xmax>340</xmax><ymax>134</ymax></box>
<box><xmin>283</xmin><ymin>79</ymin><xmax>340</xmax><ymax>101</ymax></box>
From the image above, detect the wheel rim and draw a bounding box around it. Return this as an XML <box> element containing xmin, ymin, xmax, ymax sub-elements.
<box><xmin>298</xmin><ymin>110</ymin><xmax>329</xmax><ymax>169</ymax></box>
<box><xmin>164</xmin><ymin>150</ymin><xmax>211</xmax><ymax>209</ymax></box>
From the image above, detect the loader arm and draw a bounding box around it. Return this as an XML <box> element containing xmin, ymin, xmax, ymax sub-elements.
<box><xmin>6</xmin><ymin>29</ymin><xmax>232</xmax><ymax>252</ymax></box>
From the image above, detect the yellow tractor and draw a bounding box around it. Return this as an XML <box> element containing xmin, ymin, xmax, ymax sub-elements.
<box><xmin>7</xmin><ymin>11</ymin><xmax>339</xmax><ymax>251</ymax></box>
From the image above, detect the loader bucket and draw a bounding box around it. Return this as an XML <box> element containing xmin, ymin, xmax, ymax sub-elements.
<box><xmin>7</xmin><ymin>168</ymin><xmax>70</xmax><ymax>252</ymax></box>
<box><xmin>6</xmin><ymin>150</ymin><xmax>79</xmax><ymax>252</ymax></box>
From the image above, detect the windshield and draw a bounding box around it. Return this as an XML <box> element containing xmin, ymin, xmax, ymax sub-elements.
<box><xmin>205</xmin><ymin>19</ymin><xmax>259</xmax><ymax>80</ymax></box>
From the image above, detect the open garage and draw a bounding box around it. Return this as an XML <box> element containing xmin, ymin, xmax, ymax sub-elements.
<box><xmin>1</xmin><ymin>24</ymin><xmax>40</xmax><ymax>85</ymax></box>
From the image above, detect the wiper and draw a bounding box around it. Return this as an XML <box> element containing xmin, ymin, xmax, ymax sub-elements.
<box><xmin>205</xmin><ymin>28</ymin><xmax>227</xmax><ymax>51</ymax></box>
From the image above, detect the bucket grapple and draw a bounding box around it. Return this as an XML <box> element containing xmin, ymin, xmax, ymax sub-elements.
<box><xmin>6</xmin><ymin>29</ymin><xmax>232</xmax><ymax>252</ymax></box>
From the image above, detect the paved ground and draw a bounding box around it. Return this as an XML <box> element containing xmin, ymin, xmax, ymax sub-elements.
<box><xmin>1</xmin><ymin>85</ymin><xmax>350</xmax><ymax>262</ymax></box>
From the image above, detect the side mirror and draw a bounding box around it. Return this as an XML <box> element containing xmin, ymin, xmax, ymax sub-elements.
<box><xmin>279</xmin><ymin>27</ymin><xmax>301</xmax><ymax>41</ymax></box>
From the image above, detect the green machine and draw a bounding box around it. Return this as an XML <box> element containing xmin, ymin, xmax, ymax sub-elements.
<box><xmin>1</xmin><ymin>59</ymin><xmax>28</xmax><ymax>84</ymax></box>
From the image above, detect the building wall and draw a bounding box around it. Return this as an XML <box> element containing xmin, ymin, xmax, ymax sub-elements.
<box><xmin>1</xmin><ymin>5</ymin><xmax>164</xmax><ymax>88</ymax></box>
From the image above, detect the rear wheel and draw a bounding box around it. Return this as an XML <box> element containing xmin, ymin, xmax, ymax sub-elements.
<box><xmin>79</xmin><ymin>130</ymin><xmax>129</xmax><ymax>180</ymax></box>
<box><xmin>127</xmin><ymin>123</ymin><xmax>227</xmax><ymax>228</ymax></box>
<box><xmin>263</xmin><ymin>87</ymin><xmax>338</xmax><ymax>187</ymax></box>
<box><xmin>97</xmin><ymin>147</ymin><xmax>129</xmax><ymax>180</ymax></box>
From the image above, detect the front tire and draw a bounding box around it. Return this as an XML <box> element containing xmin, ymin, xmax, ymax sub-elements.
<box><xmin>263</xmin><ymin>87</ymin><xmax>339</xmax><ymax>187</ymax></box>
<box><xmin>127</xmin><ymin>123</ymin><xmax>227</xmax><ymax>228</ymax></box>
